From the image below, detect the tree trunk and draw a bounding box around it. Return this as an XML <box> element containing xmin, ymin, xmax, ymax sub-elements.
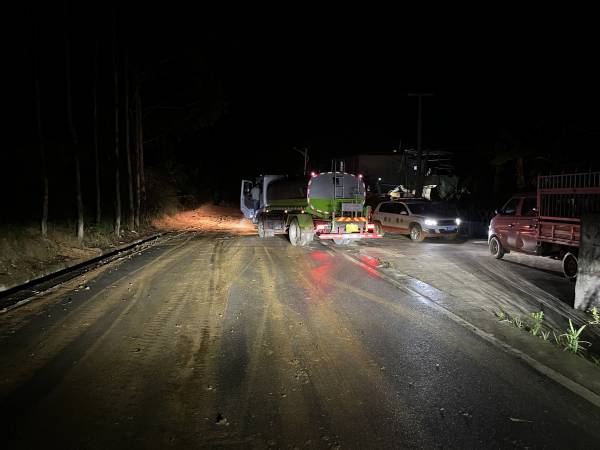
<box><xmin>138</xmin><ymin>87</ymin><xmax>146</xmax><ymax>223</ymax></box>
<box><xmin>124</xmin><ymin>53</ymin><xmax>135</xmax><ymax>231</ymax></box>
<box><xmin>93</xmin><ymin>37</ymin><xmax>101</xmax><ymax>224</ymax></box>
<box><xmin>113</xmin><ymin>10</ymin><xmax>121</xmax><ymax>237</ymax></box>
<box><xmin>34</xmin><ymin>50</ymin><xmax>48</xmax><ymax>238</ymax></box>
<box><xmin>64</xmin><ymin>7</ymin><xmax>83</xmax><ymax>242</ymax></box>
<box><xmin>75</xmin><ymin>155</ymin><xmax>84</xmax><ymax>240</ymax></box>
<box><xmin>134</xmin><ymin>79</ymin><xmax>141</xmax><ymax>229</ymax></box>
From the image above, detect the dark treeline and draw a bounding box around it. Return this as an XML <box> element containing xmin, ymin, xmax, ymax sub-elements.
<box><xmin>5</xmin><ymin>5</ymin><xmax>600</xmax><ymax>234</ymax></box>
<box><xmin>5</xmin><ymin>3</ymin><xmax>229</xmax><ymax>238</ymax></box>
<box><xmin>6</xmin><ymin>4</ymin><xmax>147</xmax><ymax>239</ymax></box>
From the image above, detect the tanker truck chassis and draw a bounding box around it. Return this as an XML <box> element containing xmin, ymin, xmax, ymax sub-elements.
<box><xmin>241</xmin><ymin>172</ymin><xmax>382</xmax><ymax>246</ymax></box>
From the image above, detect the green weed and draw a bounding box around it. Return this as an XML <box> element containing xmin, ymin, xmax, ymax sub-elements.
<box><xmin>553</xmin><ymin>331</ymin><xmax>562</xmax><ymax>346</ymax></box>
<box><xmin>496</xmin><ymin>310</ymin><xmax>508</xmax><ymax>322</ymax></box>
<box><xmin>540</xmin><ymin>330</ymin><xmax>550</xmax><ymax>341</ymax></box>
<box><xmin>560</xmin><ymin>319</ymin><xmax>590</xmax><ymax>355</ymax></box>
<box><xmin>588</xmin><ymin>306</ymin><xmax>600</xmax><ymax>326</ymax></box>
<box><xmin>529</xmin><ymin>311</ymin><xmax>544</xmax><ymax>336</ymax></box>
<box><xmin>511</xmin><ymin>316</ymin><xmax>524</xmax><ymax>328</ymax></box>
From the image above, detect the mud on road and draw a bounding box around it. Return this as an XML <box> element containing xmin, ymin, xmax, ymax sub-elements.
<box><xmin>1</xmin><ymin>232</ymin><xmax>600</xmax><ymax>449</ymax></box>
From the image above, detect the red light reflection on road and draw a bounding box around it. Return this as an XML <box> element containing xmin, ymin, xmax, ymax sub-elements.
<box><xmin>358</xmin><ymin>255</ymin><xmax>381</xmax><ymax>279</ymax></box>
<box><xmin>306</xmin><ymin>251</ymin><xmax>334</xmax><ymax>300</ymax></box>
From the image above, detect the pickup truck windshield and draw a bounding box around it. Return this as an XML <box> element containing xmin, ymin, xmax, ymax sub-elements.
<box><xmin>408</xmin><ymin>203</ymin><xmax>456</xmax><ymax>217</ymax></box>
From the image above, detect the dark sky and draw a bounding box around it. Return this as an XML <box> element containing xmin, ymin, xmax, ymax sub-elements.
<box><xmin>8</xmin><ymin>5</ymin><xmax>600</xmax><ymax>196</ymax></box>
<box><xmin>130</xmin><ymin>10</ymin><xmax>600</xmax><ymax>169</ymax></box>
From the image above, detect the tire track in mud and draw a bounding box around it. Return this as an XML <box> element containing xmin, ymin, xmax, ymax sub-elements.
<box><xmin>237</xmin><ymin>245</ymin><xmax>333</xmax><ymax>447</ymax></box>
<box><xmin>157</xmin><ymin>236</ymin><xmax>260</xmax><ymax>447</ymax></box>
<box><xmin>0</xmin><ymin>233</ymin><xmax>221</xmax><ymax>446</ymax></box>
<box><xmin>0</xmin><ymin>233</ymin><xmax>198</xmax><ymax>400</ymax></box>
<box><xmin>281</xmin><ymin>249</ymin><xmax>432</xmax><ymax>448</ymax></box>
<box><xmin>90</xmin><ymin>235</ymin><xmax>258</xmax><ymax>448</ymax></box>
<box><xmin>214</xmin><ymin>239</ymin><xmax>431</xmax><ymax>448</ymax></box>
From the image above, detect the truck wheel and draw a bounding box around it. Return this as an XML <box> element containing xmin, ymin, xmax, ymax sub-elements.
<box><xmin>409</xmin><ymin>224</ymin><xmax>425</xmax><ymax>242</ymax></box>
<box><xmin>288</xmin><ymin>218</ymin><xmax>302</xmax><ymax>247</ymax></box>
<box><xmin>489</xmin><ymin>236</ymin><xmax>504</xmax><ymax>259</ymax></box>
<box><xmin>374</xmin><ymin>221</ymin><xmax>384</xmax><ymax>236</ymax></box>
<box><xmin>562</xmin><ymin>252</ymin><xmax>578</xmax><ymax>280</ymax></box>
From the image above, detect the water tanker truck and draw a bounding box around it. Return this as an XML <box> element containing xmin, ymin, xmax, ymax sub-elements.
<box><xmin>240</xmin><ymin>172</ymin><xmax>382</xmax><ymax>246</ymax></box>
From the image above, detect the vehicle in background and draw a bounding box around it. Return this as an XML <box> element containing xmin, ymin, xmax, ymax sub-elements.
<box><xmin>371</xmin><ymin>199</ymin><xmax>461</xmax><ymax>242</ymax></box>
<box><xmin>240</xmin><ymin>171</ymin><xmax>382</xmax><ymax>246</ymax></box>
<box><xmin>488</xmin><ymin>172</ymin><xmax>600</xmax><ymax>279</ymax></box>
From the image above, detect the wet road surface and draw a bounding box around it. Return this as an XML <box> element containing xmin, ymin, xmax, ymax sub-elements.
<box><xmin>347</xmin><ymin>234</ymin><xmax>594</xmax><ymax>334</ymax></box>
<box><xmin>1</xmin><ymin>232</ymin><xmax>600</xmax><ymax>449</ymax></box>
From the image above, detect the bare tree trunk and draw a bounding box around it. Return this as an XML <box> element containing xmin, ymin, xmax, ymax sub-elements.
<box><xmin>138</xmin><ymin>88</ymin><xmax>146</xmax><ymax>223</ymax></box>
<box><xmin>134</xmin><ymin>79</ymin><xmax>141</xmax><ymax>229</ymax></box>
<box><xmin>124</xmin><ymin>53</ymin><xmax>135</xmax><ymax>231</ymax></box>
<box><xmin>64</xmin><ymin>6</ymin><xmax>83</xmax><ymax>242</ymax></box>
<box><xmin>34</xmin><ymin>49</ymin><xmax>48</xmax><ymax>238</ymax></box>
<box><xmin>113</xmin><ymin>10</ymin><xmax>121</xmax><ymax>237</ymax></box>
<box><xmin>93</xmin><ymin>37</ymin><xmax>101</xmax><ymax>224</ymax></box>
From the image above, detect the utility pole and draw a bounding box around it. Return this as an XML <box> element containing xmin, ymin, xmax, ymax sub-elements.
<box><xmin>408</xmin><ymin>93</ymin><xmax>433</xmax><ymax>197</ymax></box>
<box><xmin>292</xmin><ymin>147</ymin><xmax>309</xmax><ymax>175</ymax></box>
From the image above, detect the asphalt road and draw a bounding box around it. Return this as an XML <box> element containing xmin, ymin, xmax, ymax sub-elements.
<box><xmin>346</xmin><ymin>234</ymin><xmax>584</xmax><ymax>330</ymax></box>
<box><xmin>1</xmin><ymin>232</ymin><xmax>600</xmax><ymax>449</ymax></box>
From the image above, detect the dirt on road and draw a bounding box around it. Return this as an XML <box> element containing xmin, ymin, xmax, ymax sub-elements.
<box><xmin>2</xmin><ymin>232</ymin><xmax>600</xmax><ymax>449</ymax></box>
<box><xmin>153</xmin><ymin>204</ymin><xmax>255</xmax><ymax>235</ymax></box>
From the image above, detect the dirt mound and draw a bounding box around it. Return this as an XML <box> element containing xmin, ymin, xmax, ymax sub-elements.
<box><xmin>152</xmin><ymin>204</ymin><xmax>256</xmax><ymax>235</ymax></box>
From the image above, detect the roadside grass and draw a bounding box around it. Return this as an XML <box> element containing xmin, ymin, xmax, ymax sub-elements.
<box><xmin>0</xmin><ymin>220</ymin><xmax>156</xmax><ymax>290</ymax></box>
<box><xmin>560</xmin><ymin>319</ymin><xmax>590</xmax><ymax>356</ymax></box>
<box><xmin>589</xmin><ymin>306</ymin><xmax>600</xmax><ymax>326</ymax></box>
<box><xmin>495</xmin><ymin>308</ymin><xmax>600</xmax><ymax>366</ymax></box>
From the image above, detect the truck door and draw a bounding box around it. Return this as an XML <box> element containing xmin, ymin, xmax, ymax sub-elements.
<box><xmin>516</xmin><ymin>196</ymin><xmax>539</xmax><ymax>253</ymax></box>
<box><xmin>240</xmin><ymin>180</ymin><xmax>255</xmax><ymax>220</ymax></box>
<box><xmin>495</xmin><ymin>197</ymin><xmax>520</xmax><ymax>249</ymax></box>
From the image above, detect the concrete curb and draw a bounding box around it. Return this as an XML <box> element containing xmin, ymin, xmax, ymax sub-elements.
<box><xmin>0</xmin><ymin>231</ymin><xmax>172</xmax><ymax>311</ymax></box>
<box><xmin>333</xmin><ymin>246</ymin><xmax>600</xmax><ymax>409</ymax></box>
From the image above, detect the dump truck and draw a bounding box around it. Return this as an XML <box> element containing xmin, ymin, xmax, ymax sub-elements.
<box><xmin>488</xmin><ymin>171</ymin><xmax>600</xmax><ymax>278</ymax></box>
<box><xmin>240</xmin><ymin>172</ymin><xmax>382</xmax><ymax>246</ymax></box>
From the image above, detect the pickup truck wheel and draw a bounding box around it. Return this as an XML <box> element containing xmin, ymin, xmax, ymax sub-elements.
<box><xmin>562</xmin><ymin>252</ymin><xmax>578</xmax><ymax>280</ymax></box>
<box><xmin>374</xmin><ymin>221</ymin><xmax>384</xmax><ymax>236</ymax></box>
<box><xmin>489</xmin><ymin>236</ymin><xmax>505</xmax><ymax>259</ymax></box>
<box><xmin>409</xmin><ymin>224</ymin><xmax>425</xmax><ymax>242</ymax></box>
<box><xmin>288</xmin><ymin>218</ymin><xmax>301</xmax><ymax>246</ymax></box>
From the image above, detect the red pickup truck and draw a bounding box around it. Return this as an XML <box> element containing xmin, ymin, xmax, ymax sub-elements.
<box><xmin>488</xmin><ymin>172</ymin><xmax>600</xmax><ymax>279</ymax></box>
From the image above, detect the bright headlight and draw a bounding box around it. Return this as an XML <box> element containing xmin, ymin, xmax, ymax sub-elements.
<box><xmin>455</xmin><ymin>218</ymin><xmax>461</xmax><ymax>225</ymax></box>
<box><xmin>424</xmin><ymin>218</ymin><xmax>438</xmax><ymax>226</ymax></box>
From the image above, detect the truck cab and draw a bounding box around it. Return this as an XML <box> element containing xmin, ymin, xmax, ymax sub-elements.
<box><xmin>489</xmin><ymin>193</ymin><xmax>539</xmax><ymax>255</ymax></box>
<box><xmin>240</xmin><ymin>175</ymin><xmax>285</xmax><ymax>223</ymax></box>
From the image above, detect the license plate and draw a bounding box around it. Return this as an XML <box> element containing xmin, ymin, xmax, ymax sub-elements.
<box><xmin>345</xmin><ymin>224</ymin><xmax>359</xmax><ymax>233</ymax></box>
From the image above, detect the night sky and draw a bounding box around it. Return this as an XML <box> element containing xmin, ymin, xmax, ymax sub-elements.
<box><xmin>6</xmin><ymin>5</ymin><xmax>600</xmax><ymax>220</ymax></box>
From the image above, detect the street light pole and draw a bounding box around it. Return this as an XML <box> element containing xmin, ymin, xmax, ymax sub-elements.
<box><xmin>408</xmin><ymin>93</ymin><xmax>433</xmax><ymax>197</ymax></box>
